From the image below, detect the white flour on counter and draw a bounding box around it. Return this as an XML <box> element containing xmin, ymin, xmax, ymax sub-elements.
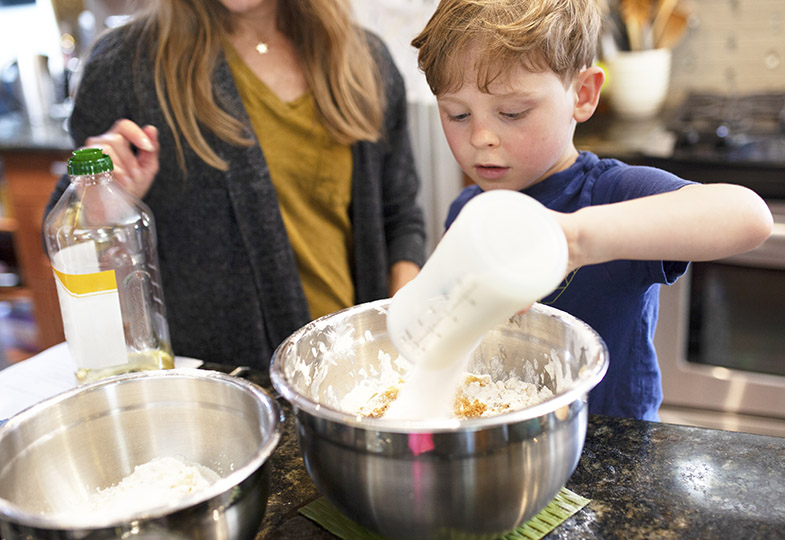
<box><xmin>60</xmin><ymin>456</ymin><xmax>219</xmax><ymax>521</ymax></box>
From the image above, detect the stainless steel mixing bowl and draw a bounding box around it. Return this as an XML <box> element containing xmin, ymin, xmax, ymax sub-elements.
<box><xmin>271</xmin><ymin>299</ymin><xmax>608</xmax><ymax>540</ymax></box>
<box><xmin>0</xmin><ymin>368</ymin><xmax>283</xmax><ymax>540</ymax></box>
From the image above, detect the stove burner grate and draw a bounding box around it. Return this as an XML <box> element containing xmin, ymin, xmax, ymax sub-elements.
<box><xmin>670</xmin><ymin>92</ymin><xmax>785</xmax><ymax>164</ymax></box>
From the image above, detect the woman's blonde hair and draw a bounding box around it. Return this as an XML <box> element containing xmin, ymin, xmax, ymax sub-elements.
<box><xmin>136</xmin><ymin>0</ymin><xmax>384</xmax><ymax>172</ymax></box>
<box><xmin>412</xmin><ymin>0</ymin><xmax>602</xmax><ymax>95</ymax></box>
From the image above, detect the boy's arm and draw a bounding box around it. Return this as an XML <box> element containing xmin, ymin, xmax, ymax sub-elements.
<box><xmin>555</xmin><ymin>183</ymin><xmax>774</xmax><ymax>272</ymax></box>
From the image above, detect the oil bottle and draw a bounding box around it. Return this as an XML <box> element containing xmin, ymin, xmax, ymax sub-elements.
<box><xmin>44</xmin><ymin>148</ymin><xmax>174</xmax><ymax>382</ymax></box>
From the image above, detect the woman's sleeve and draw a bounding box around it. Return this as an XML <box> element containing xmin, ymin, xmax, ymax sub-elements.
<box><xmin>374</xmin><ymin>36</ymin><xmax>427</xmax><ymax>268</ymax></box>
<box><xmin>45</xmin><ymin>29</ymin><xmax>137</xmax><ymax>226</ymax></box>
<box><xmin>68</xmin><ymin>30</ymin><xmax>137</xmax><ymax>147</ymax></box>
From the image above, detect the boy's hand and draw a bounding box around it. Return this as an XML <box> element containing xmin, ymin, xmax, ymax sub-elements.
<box><xmin>547</xmin><ymin>209</ymin><xmax>580</xmax><ymax>274</ymax></box>
<box><xmin>83</xmin><ymin>119</ymin><xmax>160</xmax><ymax>200</ymax></box>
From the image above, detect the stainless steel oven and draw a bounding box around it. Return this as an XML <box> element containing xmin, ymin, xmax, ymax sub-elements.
<box><xmin>655</xmin><ymin>202</ymin><xmax>785</xmax><ymax>437</ymax></box>
<box><xmin>647</xmin><ymin>92</ymin><xmax>785</xmax><ymax>437</ymax></box>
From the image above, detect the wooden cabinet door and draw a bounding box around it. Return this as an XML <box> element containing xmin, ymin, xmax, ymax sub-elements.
<box><xmin>2</xmin><ymin>151</ymin><xmax>68</xmax><ymax>350</ymax></box>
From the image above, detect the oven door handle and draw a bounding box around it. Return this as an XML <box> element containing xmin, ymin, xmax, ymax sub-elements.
<box><xmin>718</xmin><ymin>222</ymin><xmax>785</xmax><ymax>269</ymax></box>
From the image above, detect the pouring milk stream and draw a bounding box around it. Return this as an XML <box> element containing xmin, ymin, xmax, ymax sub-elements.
<box><xmin>385</xmin><ymin>190</ymin><xmax>568</xmax><ymax>420</ymax></box>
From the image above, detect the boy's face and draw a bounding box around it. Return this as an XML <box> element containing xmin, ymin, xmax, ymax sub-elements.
<box><xmin>437</xmin><ymin>63</ymin><xmax>581</xmax><ymax>192</ymax></box>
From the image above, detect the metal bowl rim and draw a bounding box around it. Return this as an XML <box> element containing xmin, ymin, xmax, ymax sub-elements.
<box><xmin>270</xmin><ymin>299</ymin><xmax>609</xmax><ymax>433</ymax></box>
<box><xmin>0</xmin><ymin>368</ymin><xmax>283</xmax><ymax>529</ymax></box>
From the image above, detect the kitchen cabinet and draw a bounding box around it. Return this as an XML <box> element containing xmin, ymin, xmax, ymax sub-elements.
<box><xmin>0</xmin><ymin>150</ymin><xmax>67</xmax><ymax>351</ymax></box>
<box><xmin>0</xmin><ymin>114</ymin><xmax>72</xmax><ymax>353</ymax></box>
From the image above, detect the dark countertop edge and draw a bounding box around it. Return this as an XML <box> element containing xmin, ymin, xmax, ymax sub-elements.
<box><xmin>0</xmin><ymin>113</ymin><xmax>74</xmax><ymax>154</ymax></box>
<box><xmin>191</xmin><ymin>365</ymin><xmax>785</xmax><ymax>539</ymax></box>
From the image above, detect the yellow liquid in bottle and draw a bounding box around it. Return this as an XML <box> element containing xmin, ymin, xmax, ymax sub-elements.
<box><xmin>75</xmin><ymin>348</ymin><xmax>175</xmax><ymax>383</ymax></box>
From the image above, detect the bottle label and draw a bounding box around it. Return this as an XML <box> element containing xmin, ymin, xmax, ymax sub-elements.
<box><xmin>52</xmin><ymin>243</ymin><xmax>127</xmax><ymax>370</ymax></box>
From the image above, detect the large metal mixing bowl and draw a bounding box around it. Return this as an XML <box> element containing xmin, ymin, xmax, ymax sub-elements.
<box><xmin>0</xmin><ymin>368</ymin><xmax>283</xmax><ymax>540</ymax></box>
<box><xmin>271</xmin><ymin>299</ymin><xmax>608</xmax><ymax>540</ymax></box>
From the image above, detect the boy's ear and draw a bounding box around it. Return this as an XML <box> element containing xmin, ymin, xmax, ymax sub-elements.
<box><xmin>573</xmin><ymin>66</ymin><xmax>605</xmax><ymax>123</ymax></box>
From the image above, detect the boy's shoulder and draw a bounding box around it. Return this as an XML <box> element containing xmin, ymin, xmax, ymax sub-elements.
<box><xmin>444</xmin><ymin>152</ymin><xmax>693</xmax><ymax>228</ymax></box>
<box><xmin>585</xmin><ymin>154</ymin><xmax>695</xmax><ymax>201</ymax></box>
<box><xmin>551</xmin><ymin>151</ymin><xmax>693</xmax><ymax>205</ymax></box>
<box><xmin>444</xmin><ymin>185</ymin><xmax>483</xmax><ymax>228</ymax></box>
<box><xmin>454</xmin><ymin>184</ymin><xmax>484</xmax><ymax>205</ymax></box>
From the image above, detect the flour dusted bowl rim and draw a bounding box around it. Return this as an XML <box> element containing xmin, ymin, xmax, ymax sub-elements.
<box><xmin>270</xmin><ymin>298</ymin><xmax>609</xmax><ymax>433</ymax></box>
<box><xmin>269</xmin><ymin>298</ymin><xmax>608</xmax><ymax>539</ymax></box>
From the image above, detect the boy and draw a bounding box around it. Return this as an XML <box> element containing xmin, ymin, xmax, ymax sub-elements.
<box><xmin>411</xmin><ymin>0</ymin><xmax>773</xmax><ymax>420</ymax></box>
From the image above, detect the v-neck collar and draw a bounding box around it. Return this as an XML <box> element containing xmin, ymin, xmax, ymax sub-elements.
<box><xmin>224</xmin><ymin>42</ymin><xmax>310</xmax><ymax>109</ymax></box>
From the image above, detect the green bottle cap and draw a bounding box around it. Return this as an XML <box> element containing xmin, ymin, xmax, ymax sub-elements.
<box><xmin>67</xmin><ymin>148</ymin><xmax>114</xmax><ymax>176</ymax></box>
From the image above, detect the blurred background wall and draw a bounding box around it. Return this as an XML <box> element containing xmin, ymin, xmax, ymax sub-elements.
<box><xmin>0</xmin><ymin>0</ymin><xmax>782</xmax><ymax>252</ymax></box>
<box><xmin>665</xmin><ymin>0</ymin><xmax>783</xmax><ymax>104</ymax></box>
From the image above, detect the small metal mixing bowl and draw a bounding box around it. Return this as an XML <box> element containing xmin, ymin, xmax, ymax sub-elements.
<box><xmin>0</xmin><ymin>368</ymin><xmax>282</xmax><ymax>540</ymax></box>
<box><xmin>271</xmin><ymin>299</ymin><xmax>608</xmax><ymax>540</ymax></box>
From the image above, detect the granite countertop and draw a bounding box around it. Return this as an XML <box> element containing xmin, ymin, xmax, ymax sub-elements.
<box><xmin>236</xmin><ymin>368</ymin><xmax>785</xmax><ymax>540</ymax></box>
<box><xmin>1</xmin><ymin>107</ymin><xmax>657</xmax><ymax>157</ymax></box>
<box><xmin>576</xmin><ymin>111</ymin><xmax>785</xmax><ymax>197</ymax></box>
<box><xmin>574</xmin><ymin>111</ymin><xmax>678</xmax><ymax>161</ymax></box>
<box><xmin>0</xmin><ymin>113</ymin><xmax>73</xmax><ymax>153</ymax></box>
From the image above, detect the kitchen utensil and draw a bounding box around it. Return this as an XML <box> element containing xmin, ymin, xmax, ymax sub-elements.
<box><xmin>651</xmin><ymin>0</ymin><xmax>678</xmax><ymax>46</ymax></box>
<box><xmin>0</xmin><ymin>368</ymin><xmax>283</xmax><ymax>540</ymax></box>
<box><xmin>656</xmin><ymin>6</ymin><xmax>689</xmax><ymax>49</ymax></box>
<box><xmin>387</xmin><ymin>190</ymin><xmax>567</xmax><ymax>367</ymax></box>
<box><xmin>270</xmin><ymin>299</ymin><xmax>609</xmax><ymax>540</ymax></box>
<box><xmin>385</xmin><ymin>189</ymin><xmax>568</xmax><ymax>419</ymax></box>
<box><xmin>619</xmin><ymin>0</ymin><xmax>654</xmax><ymax>50</ymax></box>
<box><xmin>605</xmin><ymin>8</ymin><xmax>631</xmax><ymax>52</ymax></box>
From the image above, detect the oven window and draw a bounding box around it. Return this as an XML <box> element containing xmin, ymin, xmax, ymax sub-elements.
<box><xmin>688</xmin><ymin>262</ymin><xmax>785</xmax><ymax>377</ymax></box>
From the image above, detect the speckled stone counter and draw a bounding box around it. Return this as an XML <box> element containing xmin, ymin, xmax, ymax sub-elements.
<box><xmin>250</xmin><ymin>369</ymin><xmax>785</xmax><ymax>539</ymax></box>
<box><xmin>0</xmin><ymin>113</ymin><xmax>72</xmax><ymax>153</ymax></box>
<box><xmin>554</xmin><ymin>418</ymin><xmax>785</xmax><ymax>539</ymax></box>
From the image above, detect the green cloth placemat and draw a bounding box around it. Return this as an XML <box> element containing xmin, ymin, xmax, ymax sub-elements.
<box><xmin>299</xmin><ymin>487</ymin><xmax>589</xmax><ymax>540</ymax></box>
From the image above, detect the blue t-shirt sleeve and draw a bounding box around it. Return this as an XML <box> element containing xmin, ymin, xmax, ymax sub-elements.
<box><xmin>444</xmin><ymin>159</ymin><xmax>694</xmax><ymax>285</ymax></box>
<box><xmin>592</xmin><ymin>162</ymin><xmax>695</xmax><ymax>284</ymax></box>
<box><xmin>445</xmin><ymin>184</ymin><xmax>483</xmax><ymax>230</ymax></box>
<box><xmin>591</xmin><ymin>161</ymin><xmax>694</xmax><ymax>203</ymax></box>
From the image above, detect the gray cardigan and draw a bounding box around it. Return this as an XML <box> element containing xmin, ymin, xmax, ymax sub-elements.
<box><xmin>45</xmin><ymin>23</ymin><xmax>426</xmax><ymax>369</ymax></box>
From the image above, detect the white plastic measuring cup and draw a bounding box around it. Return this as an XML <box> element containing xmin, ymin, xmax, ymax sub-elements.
<box><xmin>384</xmin><ymin>190</ymin><xmax>568</xmax><ymax>420</ymax></box>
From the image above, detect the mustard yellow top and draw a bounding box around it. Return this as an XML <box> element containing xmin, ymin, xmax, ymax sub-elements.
<box><xmin>225</xmin><ymin>45</ymin><xmax>354</xmax><ymax>319</ymax></box>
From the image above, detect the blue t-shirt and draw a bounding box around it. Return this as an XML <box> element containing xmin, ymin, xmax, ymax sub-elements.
<box><xmin>445</xmin><ymin>151</ymin><xmax>694</xmax><ymax>421</ymax></box>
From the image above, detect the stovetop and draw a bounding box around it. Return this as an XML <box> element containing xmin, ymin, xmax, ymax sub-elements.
<box><xmin>669</xmin><ymin>92</ymin><xmax>785</xmax><ymax>165</ymax></box>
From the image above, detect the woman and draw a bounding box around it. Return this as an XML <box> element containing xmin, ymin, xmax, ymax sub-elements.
<box><xmin>45</xmin><ymin>0</ymin><xmax>426</xmax><ymax>369</ymax></box>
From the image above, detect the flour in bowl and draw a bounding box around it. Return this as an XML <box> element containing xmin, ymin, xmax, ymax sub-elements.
<box><xmin>295</xmin><ymin>319</ymin><xmax>572</xmax><ymax>422</ymax></box>
<box><xmin>454</xmin><ymin>373</ymin><xmax>553</xmax><ymax>418</ymax></box>
<box><xmin>340</xmin><ymin>354</ymin><xmax>554</xmax><ymax>420</ymax></box>
<box><xmin>66</xmin><ymin>456</ymin><xmax>219</xmax><ymax>520</ymax></box>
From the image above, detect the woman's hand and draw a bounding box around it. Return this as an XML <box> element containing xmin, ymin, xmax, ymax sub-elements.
<box><xmin>83</xmin><ymin>119</ymin><xmax>160</xmax><ymax>200</ymax></box>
